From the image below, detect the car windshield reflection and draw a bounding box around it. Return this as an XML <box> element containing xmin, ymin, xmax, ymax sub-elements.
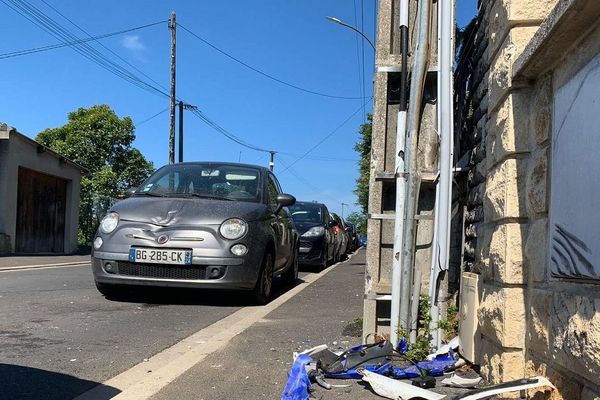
<box><xmin>134</xmin><ymin>164</ymin><xmax>261</xmax><ymax>202</ymax></box>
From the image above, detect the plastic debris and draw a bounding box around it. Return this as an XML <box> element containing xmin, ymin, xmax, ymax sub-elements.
<box><xmin>362</xmin><ymin>371</ymin><xmax>554</xmax><ymax>400</ymax></box>
<box><xmin>280</xmin><ymin>354</ymin><xmax>313</xmax><ymax>400</ymax></box>
<box><xmin>458</xmin><ymin>376</ymin><xmax>555</xmax><ymax>400</ymax></box>
<box><xmin>441</xmin><ymin>373</ymin><xmax>482</xmax><ymax>388</ymax></box>
<box><xmin>426</xmin><ymin>336</ymin><xmax>459</xmax><ymax>360</ymax></box>
<box><xmin>360</xmin><ymin>370</ymin><xmax>445</xmax><ymax>400</ymax></box>
<box><xmin>293</xmin><ymin>344</ymin><xmax>329</xmax><ymax>361</ymax></box>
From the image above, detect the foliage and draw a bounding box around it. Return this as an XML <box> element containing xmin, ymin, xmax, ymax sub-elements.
<box><xmin>396</xmin><ymin>295</ymin><xmax>433</xmax><ymax>361</ymax></box>
<box><xmin>346</xmin><ymin>211</ymin><xmax>367</xmax><ymax>236</ymax></box>
<box><xmin>438</xmin><ymin>303</ymin><xmax>459</xmax><ymax>341</ymax></box>
<box><xmin>353</xmin><ymin>114</ymin><xmax>372</xmax><ymax>215</ymax></box>
<box><xmin>37</xmin><ymin>105</ymin><xmax>154</xmax><ymax>245</ymax></box>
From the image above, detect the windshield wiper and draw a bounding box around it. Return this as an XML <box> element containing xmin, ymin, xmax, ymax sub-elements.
<box><xmin>133</xmin><ymin>192</ymin><xmax>167</xmax><ymax>197</ymax></box>
<box><xmin>167</xmin><ymin>193</ymin><xmax>234</xmax><ymax>201</ymax></box>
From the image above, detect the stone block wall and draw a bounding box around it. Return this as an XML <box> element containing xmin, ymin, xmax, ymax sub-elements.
<box><xmin>455</xmin><ymin>0</ymin><xmax>600</xmax><ymax>398</ymax></box>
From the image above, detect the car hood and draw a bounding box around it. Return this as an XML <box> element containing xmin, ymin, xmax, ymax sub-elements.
<box><xmin>293</xmin><ymin>221</ymin><xmax>323</xmax><ymax>235</ymax></box>
<box><xmin>111</xmin><ymin>197</ymin><xmax>267</xmax><ymax>226</ymax></box>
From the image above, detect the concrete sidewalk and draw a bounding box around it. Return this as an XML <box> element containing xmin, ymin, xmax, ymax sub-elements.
<box><xmin>148</xmin><ymin>249</ymin><xmax>465</xmax><ymax>400</ymax></box>
<box><xmin>0</xmin><ymin>254</ymin><xmax>90</xmax><ymax>270</ymax></box>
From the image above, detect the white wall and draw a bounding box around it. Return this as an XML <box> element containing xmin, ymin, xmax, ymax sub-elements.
<box><xmin>550</xmin><ymin>53</ymin><xmax>600</xmax><ymax>280</ymax></box>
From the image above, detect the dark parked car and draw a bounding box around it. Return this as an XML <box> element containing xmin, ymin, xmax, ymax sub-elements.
<box><xmin>91</xmin><ymin>162</ymin><xmax>298</xmax><ymax>304</ymax></box>
<box><xmin>344</xmin><ymin>222</ymin><xmax>359</xmax><ymax>252</ymax></box>
<box><xmin>288</xmin><ymin>201</ymin><xmax>336</xmax><ymax>269</ymax></box>
<box><xmin>358</xmin><ymin>235</ymin><xmax>367</xmax><ymax>247</ymax></box>
<box><xmin>330</xmin><ymin>212</ymin><xmax>349</xmax><ymax>262</ymax></box>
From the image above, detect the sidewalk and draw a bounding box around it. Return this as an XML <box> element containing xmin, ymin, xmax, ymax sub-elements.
<box><xmin>0</xmin><ymin>254</ymin><xmax>90</xmax><ymax>270</ymax></box>
<box><xmin>148</xmin><ymin>249</ymin><xmax>465</xmax><ymax>400</ymax></box>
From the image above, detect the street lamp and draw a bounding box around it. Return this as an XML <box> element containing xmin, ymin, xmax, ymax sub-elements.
<box><xmin>341</xmin><ymin>202</ymin><xmax>349</xmax><ymax>220</ymax></box>
<box><xmin>325</xmin><ymin>16</ymin><xmax>375</xmax><ymax>51</ymax></box>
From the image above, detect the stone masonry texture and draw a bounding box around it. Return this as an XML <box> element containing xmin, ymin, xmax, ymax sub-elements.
<box><xmin>455</xmin><ymin>0</ymin><xmax>600</xmax><ymax>398</ymax></box>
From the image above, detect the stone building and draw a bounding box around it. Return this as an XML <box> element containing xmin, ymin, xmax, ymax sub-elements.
<box><xmin>363</xmin><ymin>0</ymin><xmax>448</xmax><ymax>337</ymax></box>
<box><xmin>0</xmin><ymin>123</ymin><xmax>82</xmax><ymax>254</ymax></box>
<box><xmin>455</xmin><ymin>0</ymin><xmax>600</xmax><ymax>397</ymax></box>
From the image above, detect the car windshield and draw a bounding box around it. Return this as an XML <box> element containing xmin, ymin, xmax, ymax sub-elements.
<box><xmin>135</xmin><ymin>164</ymin><xmax>261</xmax><ymax>202</ymax></box>
<box><xmin>289</xmin><ymin>203</ymin><xmax>323</xmax><ymax>224</ymax></box>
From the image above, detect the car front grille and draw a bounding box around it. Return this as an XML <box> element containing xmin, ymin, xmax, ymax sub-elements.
<box><xmin>117</xmin><ymin>262</ymin><xmax>207</xmax><ymax>280</ymax></box>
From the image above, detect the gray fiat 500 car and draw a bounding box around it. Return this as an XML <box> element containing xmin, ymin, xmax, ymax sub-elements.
<box><xmin>91</xmin><ymin>162</ymin><xmax>299</xmax><ymax>303</ymax></box>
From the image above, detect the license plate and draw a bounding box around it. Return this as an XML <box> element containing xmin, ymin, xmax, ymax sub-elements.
<box><xmin>129</xmin><ymin>248</ymin><xmax>192</xmax><ymax>265</ymax></box>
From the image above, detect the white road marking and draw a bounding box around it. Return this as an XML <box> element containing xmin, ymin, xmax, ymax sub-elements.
<box><xmin>0</xmin><ymin>262</ymin><xmax>90</xmax><ymax>273</ymax></box>
<box><xmin>75</xmin><ymin>252</ymin><xmax>359</xmax><ymax>400</ymax></box>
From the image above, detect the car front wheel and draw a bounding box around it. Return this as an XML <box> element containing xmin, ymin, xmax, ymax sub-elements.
<box><xmin>252</xmin><ymin>252</ymin><xmax>274</xmax><ymax>304</ymax></box>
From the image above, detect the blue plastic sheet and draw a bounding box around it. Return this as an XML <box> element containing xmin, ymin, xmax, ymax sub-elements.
<box><xmin>323</xmin><ymin>347</ymin><xmax>457</xmax><ymax>380</ymax></box>
<box><xmin>280</xmin><ymin>354</ymin><xmax>313</xmax><ymax>400</ymax></box>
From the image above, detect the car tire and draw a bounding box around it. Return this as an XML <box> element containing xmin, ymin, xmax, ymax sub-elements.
<box><xmin>95</xmin><ymin>281</ymin><xmax>117</xmax><ymax>297</ymax></box>
<box><xmin>282</xmin><ymin>248</ymin><xmax>299</xmax><ymax>285</ymax></box>
<box><xmin>252</xmin><ymin>252</ymin><xmax>274</xmax><ymax>305</ymax></box>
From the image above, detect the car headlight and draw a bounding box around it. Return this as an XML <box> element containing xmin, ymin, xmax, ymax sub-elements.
<box><xmin>301</xmin><ymin>226</ymin><xmax>325</xmax><ymax>237</ymax></box>
<box><xmin>100</xmin><ymin>212</ymin><xmax>119</xmax><ymax>234</ymax></box>
<box><xmin>219</xmin><ymin>218</ymin><xmax>247</xmax><ymax>240</ymax></box>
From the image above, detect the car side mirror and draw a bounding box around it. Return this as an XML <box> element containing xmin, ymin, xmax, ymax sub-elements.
<box><xmin>124</xmin><ymin>187</ymin><xmax>137</xmax><ymax>198</ymax></box>
<box><xmin>275</xmin><ymin>193</ymin><xmax>296</xmax><ymax>214</ymax></box>
<box><xmin>328</xmin><ymin>220</ymin><xmax>338</xmax><ymax>227</ymax></box>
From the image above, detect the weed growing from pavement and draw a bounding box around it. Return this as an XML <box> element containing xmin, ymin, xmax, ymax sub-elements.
<box><xmin>396</xmin><ymin>295</ymin><xmax>432</xmax><ymax>361</ymax></box>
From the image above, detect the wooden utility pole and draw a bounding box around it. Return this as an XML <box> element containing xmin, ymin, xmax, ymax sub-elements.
<box><xmin>168</xmin><ymin>11</ymin><xmax>176</xmax><ymax>164</ymax></box>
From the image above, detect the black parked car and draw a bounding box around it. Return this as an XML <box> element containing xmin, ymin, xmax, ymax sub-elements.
<box><xmin>288</xmin><ymin>201</ymin><xmax>336</xmax><ymax>269</ymax></box>
<box><xmin>330</xmin><ymin>212</ymin><xmax>349</xmax><ymax>262</ymax></box>
<box><xmin>344</xmin><ymin>222</ymin><xmax>359</xmax><ymax>252</ymax></box>
<box><xmin>91</xmin><ymin>162</ymin><xmax>299</xmax><ymax>304</ymax></box>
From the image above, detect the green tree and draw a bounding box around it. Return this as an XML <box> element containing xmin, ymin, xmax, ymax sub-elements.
<box><xmin>37</xmin><ymin>105</ymin><xmax>154</xmax><ymax>245</ymax></box>
<box><xmin>353</xmin><ymin>114</ymin><xmax>372</xmax><ymax>215</ymax></box>
<box><xmin>346</xmin><ymin>211</ymin><xmax>367</xmax><ymax>236</ymax></box>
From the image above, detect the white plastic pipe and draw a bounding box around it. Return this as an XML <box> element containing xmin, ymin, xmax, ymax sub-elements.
<box><xmin>389</xmin><ymin>0</ymin><xmax>410</xmax><ymax>346</ymax></box>
<box><xmin>428</xmin><ymin>0</ymin><xmax>455</xmax><ymax>349</ymax></box>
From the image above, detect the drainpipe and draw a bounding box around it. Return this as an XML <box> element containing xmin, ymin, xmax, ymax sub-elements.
<box><xmin>428</xmin><ymin>0</ymin><xmax>455</xmax><ymax>350</ymax></box>
<box><xmin>390</xmin><ymin>0</ymin><xmax>410</xmax><ymax>347</ymax></box>
<box><xmin>399</xmin><ymin>0</ymin><xmax>433</xmax><ymax>336</ymax></box>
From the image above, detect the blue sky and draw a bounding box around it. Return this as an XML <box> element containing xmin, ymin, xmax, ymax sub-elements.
<box><xmin>1</xmin><ymin>0</ymin><xmax>476</xmax><ymax>218</ymax></box>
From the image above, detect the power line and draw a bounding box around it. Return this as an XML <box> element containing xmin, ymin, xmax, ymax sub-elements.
<box><xmin>39</xmin><ymin>0</ymin><xmax>168</xmax><ymax>93</ymax></box>
<box><xmin>2</xmin><ymin>0</ymin><xmax>169</xmax><ymax>99</ymax></box>
<box><xmin>277</xmin><ymin>156</ymin><xmax>343</xmax><ymax>206</ymax></box>
<box><xmin>0</xmin><ymin>20</ymin><xmax>165</xmax><ymax>60</ymax></box>
<box><xmin>279</xmin><ymin>98</ymin><xmax>372</xmax><ymax>174</ymax></box>
<box><xmin>178</xmin><ymin>23</ymin><xmax>368</xmax><ymax>100</ymax></box>
<box><xmin>353</xmin><ymin>0</ymin><xmax>366</xmax><ymax>124</ymax></box>
<box><xmin>189</xmin><ymin>107</ymin><xmax>273</xmax><ymax>153</ymax></box>
<box><xmin>135</xmin><ymin>107</ymin><xmax>169</xmax><ymax>127</ymax></box>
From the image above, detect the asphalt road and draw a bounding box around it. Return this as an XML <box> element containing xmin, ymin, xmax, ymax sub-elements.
<box><xmin>0</xmin><ymin>262</ymin><xmax>311</xmax><ymax>400</ymax></box>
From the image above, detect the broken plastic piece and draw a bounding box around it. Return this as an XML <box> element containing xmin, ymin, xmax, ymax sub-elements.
<box><xmin>412</xmin><ymin>375</ymin><xmax>436</xmax><ymax>389</ymax></box>
<box><xmin>293</xmin><ymin>344</ymin><xmax>329</xmax><ymax>361</ymax></box>
<box><xmin>281</xmin><ymin>354</ymin><xmax>313</xmax><ymax>400</ymax></box>
<box><xmin>441</xmin><ymin>374</ymin><xmax>482</xmax><ymax>388</ymax></box>
<box><xmin>427</xmin><ymin>336</ymin><xmax>459</xmax><ymax>360</ymax></box>
<box><xmin>456</xmin><ymin>376</ymin><xmax>555</xmax><ymax>400</ymax></box>
<box><xmin>360</xmin><ymin>370</ymin><xmax>445</xmax><ymax>400</ymax></box>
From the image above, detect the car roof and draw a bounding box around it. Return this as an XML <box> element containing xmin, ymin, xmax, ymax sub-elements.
<box><xmin>294</xmin><ymin>200</ymin><xmax>326</xmax><ymax>207</ymax></box>
<box><xmin>168</xmin><ymin>161</ymin><xmax>270</xmax><ymax>173</ymax></box>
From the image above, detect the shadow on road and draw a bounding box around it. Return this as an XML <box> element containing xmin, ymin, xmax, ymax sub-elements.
<box><xmin>100</xmin><ymin>277</ymin><xmax>308</xmax><ymax>307</ymax></box>
<box><xmin>0</xmin><ymin>363</ymin><xmax>119</xmax><ymax>400</ymax></box>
